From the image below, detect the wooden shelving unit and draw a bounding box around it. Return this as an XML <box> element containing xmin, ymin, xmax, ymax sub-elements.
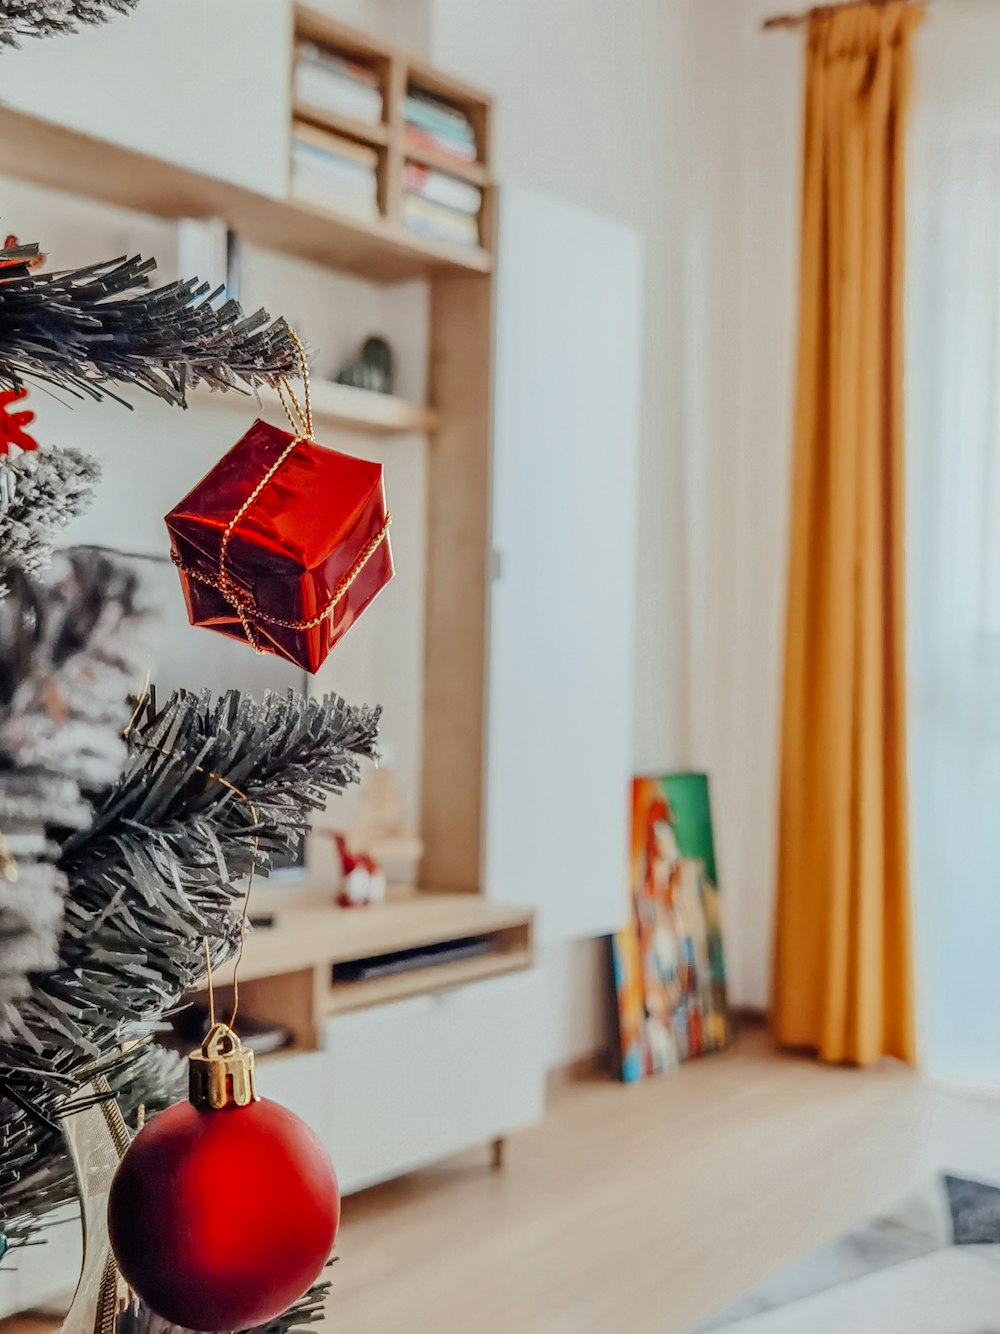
<box><xmin>292</xmin><ymin>4</ymin><xmax>494</xmax><ymax>256</ymax></box>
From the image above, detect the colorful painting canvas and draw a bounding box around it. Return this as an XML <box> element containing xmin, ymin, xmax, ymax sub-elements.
<box><xmin>609</xmin><ymin>773</ymin><xmax>730</xmax><ymax>1082</ymax></box>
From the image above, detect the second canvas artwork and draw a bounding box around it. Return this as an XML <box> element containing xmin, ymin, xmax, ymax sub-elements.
<box><xmin>608</xmin><ymin>773</ymin><xmax>731</xmax><ymax>1082</ymax></box>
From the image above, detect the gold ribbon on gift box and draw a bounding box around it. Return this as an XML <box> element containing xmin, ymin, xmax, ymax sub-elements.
<box><xmin>172</xmin><ymin>330</ymin><xmax>392</xmax><ymax>655</ymax></box>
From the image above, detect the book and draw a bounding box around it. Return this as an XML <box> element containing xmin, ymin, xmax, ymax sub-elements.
<box><xmin>294</xmin><ymin>120</ymin><xmax>379</xmax><ymax>169</ymax></box>
<box><xmin>298</xmin><ymin>42</ymin><xmax>379</xmax><ymax>88</ymax></box>
<box><xmin>403</xmin><ymin>193</ymin><xmax>480</xmax><ymax>247</ymax></box>
<box><xmin>295</xmin><ymin>57</ymin><xmax>383</xmax><ymax>124</ymax></box>
<box><xmin>406</xmin><ymin>88</ymin><xmax>473</xmax><ymax>127</ymax></box>
<box><xmin>404</xmin><ymin>162</ymin><xmax>481</xmax><ymax>216</ymax></box>
<box><xmin>293</xmin><ymin>171</ymin><xmax>378</xmax><ymax>221</ymax></box>
<box><xmin>291</xmin><ymin>132</ymin><xmax>378</xmax><ymax>220</ymax></box>
<box><xmin>292</xmin><ymin>150</ymin><xmax>377</xmax><ymax>187</ymax></box>
<box><xmin>404</xmin><ymin>123</ymin><xmax>477</xmax><ymax>165</ymax></box>
<box><xmin>403</xmin><ymin>93</ymin><xmax>475</xmax><ymax>146</ymax></box>
<box><xmin>292</xmin><ymin>143</ymin><xmax>377</xmax><ymax>184</ymax></box>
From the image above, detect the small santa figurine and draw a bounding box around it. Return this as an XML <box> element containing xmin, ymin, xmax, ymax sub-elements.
<box><xmin>333</xmin><ymin>833</ymin><xmax>387</xmax><ymax>908</ymax></box>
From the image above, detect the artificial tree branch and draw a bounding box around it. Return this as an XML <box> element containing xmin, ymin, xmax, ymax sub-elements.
<box><xmin>0</xmin><ymin>243</ymin><xmax>300</xmax><ymax>405</ymax></box>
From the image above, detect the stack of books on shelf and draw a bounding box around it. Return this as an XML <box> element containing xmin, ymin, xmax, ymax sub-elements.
<box><xmin>402</xmin><ymin>89</ymin><xmax>481</xmax><ymax>249</ymax></box>
<box><xmin>403</xmin><ymin>163</ymin><xmax>481</xmax><ymax>249</ymax></box>
<box><xmin>291</xmin><ymin>121</ymin><xmax>378</xmax><ymax>221</ymax></box>
<box><xmin>294</xmin><ymin>42</ymin><xmax>383</xmax><ymax>125</ymax></box>
<box><xmin>403</xmin><ymin>87</ymin><xmax>477</xmax><ymax>166</ymax></box>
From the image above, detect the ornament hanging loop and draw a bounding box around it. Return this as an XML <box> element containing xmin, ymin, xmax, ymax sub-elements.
<box><xmin>189</xmin><ymin>1021</ymin><xmax>259</xmax><ymax>1110</ymax></box>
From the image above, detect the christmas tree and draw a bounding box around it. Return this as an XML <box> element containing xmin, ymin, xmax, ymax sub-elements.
<box><xmin>0</xmin><ymin>14</ymin><xmax>377</xmax><ymax>1333</ymax></box>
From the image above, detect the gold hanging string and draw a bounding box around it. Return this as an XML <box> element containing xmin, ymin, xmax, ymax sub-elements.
<box><xmin>275</xmin><ymin>329</ymin><xmax>313</xmax><ymax>439</ymax></box>
<box><xmin>170</xmin><ymin>326</ymin><xmax>392</xmax><ymax>655</ymax></box>
<box><xmin>123</xmin><ymin>685</ymin><xmax>259</xmax><ymax>1032</ymax></box>
<box><xmin>203</xmin><ymin>936</ymin><xmax>216</xmax><ymax>1030</ymax></box>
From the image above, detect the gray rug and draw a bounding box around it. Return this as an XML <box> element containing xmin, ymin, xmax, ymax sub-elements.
<box><xmin>691</xmin><ymin>1174</ymin><xmax>1000</xmax><ymax>1333</ymax></box>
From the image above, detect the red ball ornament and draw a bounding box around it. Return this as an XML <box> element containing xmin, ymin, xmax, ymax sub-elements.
<box><xmin>108</xmin><ymin>1024</ymin><xmax>340</xmax><ymax>1333</ymax></box>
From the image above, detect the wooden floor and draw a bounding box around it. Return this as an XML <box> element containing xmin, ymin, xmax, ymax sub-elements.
<box><xmin>7</xmin><ymin>1024</ymin><xmax>1000</xmax><ymax>1334</ymax></box>
<box><xmin>329</xmin><ymin>1024</ymin><xmax>1000</xmax><ymax>1333</ymax></box>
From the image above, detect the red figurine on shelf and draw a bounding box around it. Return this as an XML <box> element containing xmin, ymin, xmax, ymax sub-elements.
<box><xmin>333</xmin><ymin>832</ymin><xmax>386</xmax><ymax>908</ymax></box>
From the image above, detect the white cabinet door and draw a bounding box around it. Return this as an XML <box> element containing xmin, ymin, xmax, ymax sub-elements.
<box><xmin>322</xmin><ymin>969</ymin><xmax>545</xmax><ymax>1195</ymax></box>
<box><xmin>254</xmin><ymin>1050</ymin><xmax>329</xmax><ymax>1140</ymax></box>
<box><xmin>486</xmin><ymin>189</ymin><xmax>643</xmax><ymax>942</ymax></box>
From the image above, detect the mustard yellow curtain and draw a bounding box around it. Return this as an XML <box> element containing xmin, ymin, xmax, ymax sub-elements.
<box><xmin>773</xmin><ymin>1</ymin><xmax>922</xmax><ymax>1067</ymax></box>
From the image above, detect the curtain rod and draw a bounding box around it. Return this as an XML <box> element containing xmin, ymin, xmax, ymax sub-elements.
<box><xmin>762</xmin><ymin>0</ymin><xmax>931</xmax><ymax>31</ymax></box>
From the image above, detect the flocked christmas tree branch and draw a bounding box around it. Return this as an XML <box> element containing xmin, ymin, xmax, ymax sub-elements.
<box><xmin>0</xmin><ymin>0</ymin><xmax>138</xmax><ymax>48</ymax></box>
<box><xmin>0</xmin><ymin>551</ymin><xmax>152</xmax><ymax>1042</ymax></box>
<box><xmin>0</xmin><ymin>447</ymin><xmax>100</xmax><ymax>587</ymax></box>
<box><xmin>0</xmin><ymin>242</ymin><xmax>299</xmax><ymax>406</ymax></box>
<box><xmin>0</xmin><ymin>675</ymin><xmax>380</xmax><ymax>1259</ymax></box>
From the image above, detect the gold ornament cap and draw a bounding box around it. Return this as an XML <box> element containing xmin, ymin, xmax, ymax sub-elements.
<box><xmin>189</xmin><ymin>1022</ymin><xmax>259</xmax><ymax>1110</ymax></box>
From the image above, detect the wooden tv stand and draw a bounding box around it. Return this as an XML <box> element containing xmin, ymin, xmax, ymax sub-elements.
<box><xmin>194</xmin><ymin>890</ymin><xmax>544</xmax><ymax>1199</ymax></box>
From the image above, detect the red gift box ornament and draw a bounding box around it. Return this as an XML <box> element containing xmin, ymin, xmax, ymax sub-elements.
<box><xmin>165</xmin><ymin>335</ymin><xmax>393</xmax><ymax>673</ymax></box>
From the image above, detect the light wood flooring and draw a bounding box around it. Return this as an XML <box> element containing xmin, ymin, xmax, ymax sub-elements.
<box><xmin>7</xmin><ymin>1023</ymin><xmax>1000</xmax><ymax>1334</ymax></box>
<box><xmin>330</xmin><ymin>1024</ymin><xmax>1000</xmax><ymax>1333</ymax></box>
